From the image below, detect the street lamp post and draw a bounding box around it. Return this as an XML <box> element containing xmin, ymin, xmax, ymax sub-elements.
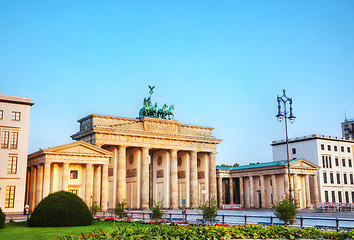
<box><xmin>276</xmin><ymin>89</ymin><xmax>296</xmax><ymax>200</ymax></box>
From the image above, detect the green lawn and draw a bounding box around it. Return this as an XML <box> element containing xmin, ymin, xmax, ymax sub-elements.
<box><xmin>0</xmin><ymin>220</ymin><xmax>140</xmax><ymax>240</ymax></box>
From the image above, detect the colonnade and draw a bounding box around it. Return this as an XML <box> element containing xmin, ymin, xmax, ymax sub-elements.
<box><xmin>218</xmin><ymin>173</ymin><xmax>320</xmax><ymax>209</ymax></box>
<box><xmin>109</xmin><ymin>145</ymin><xmax>217</xmax><ymax>209</ymax></box>
<box><xmin>27</xmin><ymin>162</ymin><xmax>109</xmax><ymax>211</ymax></box>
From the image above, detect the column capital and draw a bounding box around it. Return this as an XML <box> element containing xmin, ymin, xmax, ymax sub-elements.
<box><xmin>170</xmin><ymin>148</ymin><xmax>179</xmax><ymax>153</ymax></box>
<box><xmin>119</xmin><ymin>145</ymin><xmax>127</xmax><ymax>150</ymax></box>
<box><xmin>142</xmin><ymin>147</ymin><xmax>150</xmax><ymax>151</ymax></box>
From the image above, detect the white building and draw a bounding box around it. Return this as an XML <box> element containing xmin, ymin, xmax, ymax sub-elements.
<box><xmin>0</xmin><ymin>94</ymin><xmax>33</xmax><ymax>214</ymax></box>
<box><xmin>272</xmin><ymin>134</ymin><xmax>354</xmax><ymax>204</ymax></box>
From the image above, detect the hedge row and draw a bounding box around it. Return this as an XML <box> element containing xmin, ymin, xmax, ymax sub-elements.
<box><xmin>60</xmin><ymin>223</ymin><xmax>354</xmax><ymax>240</ymax></box>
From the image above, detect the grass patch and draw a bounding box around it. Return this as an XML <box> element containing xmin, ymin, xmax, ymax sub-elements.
<box><xmin>0</xmin><ymin>220</ymin><xmax>141</xmax><ymax>240</ymax></box>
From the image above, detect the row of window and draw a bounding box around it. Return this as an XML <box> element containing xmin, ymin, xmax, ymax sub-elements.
<box><xmin>320</xmin><ymin>144</ymin><xmax>351</xmax><ymax>153</ymax></box>
<box><xmin>1</xmin><ymin>129</ymin><xmax>19</xmax><ymax>149</ymax></box>
<box><xmin>322</xmin><ymin>156</ymin><xmax>352</xmax><ymax>168</ymax></box>
<box><xmin>4</xmin><ymin>186</ymin><xmax>15</xmax><ymax>208</ymax></box>
<box><xmin>0</xmin><ymin>110</ymin><xmax>21</xmax><ymax>121</ymax></box>
<box><xmin>324</xmin><ymin>190</ymin><xmax>354</xmax><ymax>203</ymax></box>
<box><xmin>323</xmin><ymin>172</ymin><xmax>354</xmax><ymax>185</ymax></box>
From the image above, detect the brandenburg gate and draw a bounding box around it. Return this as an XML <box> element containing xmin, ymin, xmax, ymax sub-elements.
<box><xmin>71</xmin><ymin>87</ymin><xmax>221</xmax><ymax>209</ymax></box>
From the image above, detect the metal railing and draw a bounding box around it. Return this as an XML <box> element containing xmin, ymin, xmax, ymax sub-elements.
<box><xmin>97</xmin><ymin>210</ymin><xmax>354</xmax><ymax>232</ymax></box>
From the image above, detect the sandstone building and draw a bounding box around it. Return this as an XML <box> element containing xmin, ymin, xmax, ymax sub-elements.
<box><xmin>26</xmin><ymin>115</ymin><xmax>221</xmax><ymax>210</ymax></box>
<box><xmin>0</xmin><ymin>94</ymin><xmax>33</xmax><ymax>214</ymax></box>
<box><xmin>216</xmin><ymin>158</ymin><xmax>320</xmax><ymax>209</ymax></box>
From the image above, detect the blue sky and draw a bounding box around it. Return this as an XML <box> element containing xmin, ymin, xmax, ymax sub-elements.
<box><xmin>1</xmin><ymin>1</ymin><xmax>354</xmax><ymax>165</ymax></box>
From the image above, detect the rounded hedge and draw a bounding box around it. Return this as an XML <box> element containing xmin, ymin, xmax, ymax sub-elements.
<box><xmin>0</xmin><ymin>207</ymin><xmax>5</xmax><ymax>229</ymax></box>
<box><xmin>28</xmin><ymin>191</ymin><xmax>92</xmax><ymax>227</ymax></box>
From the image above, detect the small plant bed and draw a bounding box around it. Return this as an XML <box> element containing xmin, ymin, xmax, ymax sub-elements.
<box><xmin>60</xmin><ymin>223</ymin><xmax>354</xmax><ymax>239</ymax></box>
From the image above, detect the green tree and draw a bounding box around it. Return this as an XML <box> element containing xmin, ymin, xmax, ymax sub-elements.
<box><xmin>89</xmin><ymin>201</ymin><xmax>101</xmax><ymax>217</ymax></box>
<box><xmin>0</xmin><ymin>207</ymin><xmax>5</xmax><ymax>229</ymax></box>
<box><xmin>114</xmin><ymin>200</ymin><xmax>127</xmax><ymax>218</ymax></box>
<box><xmin>199</xmin><ymin>197</ymin><xmax>218</xmax><ymax>225</ymax></box>
<box><xmin>150</xmin><ymin>200</ymin><xmax>166</xmax><ymax>223</ymax></box>
<box><xmin>271</xmin><ymin>198</ymin><xmax>298</xmax><ymax>225</ymax></box>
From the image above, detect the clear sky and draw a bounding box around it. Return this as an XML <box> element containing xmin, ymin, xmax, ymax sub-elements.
<box><xmin>1</xmin><ymin>1</ymin><xmax>354</xmax><ymax>165</ymax></box>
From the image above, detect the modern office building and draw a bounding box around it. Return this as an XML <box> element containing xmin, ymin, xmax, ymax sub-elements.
<box><xmin>272</xmin><ymin>134</ymin><xmax>354</xmax><ymax>203</ymax></box>
<box><xmin>0</xmin><ymin>94</ymin><xmax>33</xmax><ymax>214</ymax></box>
<box><xmin>342</xmin><ymin>118</ymin><xmax>354</xmax><ymax>140</ymax></box>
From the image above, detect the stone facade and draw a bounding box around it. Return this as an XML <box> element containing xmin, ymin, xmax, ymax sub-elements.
<box><xmin>71</xmin><ymin>115</ymin><xmax>221</xmax><ymax>209</ymax></box>
<box><xmin>26</xmin><ymin>141</ymin><xmax>112</xmax><ymax>211</ymax></box>
<box><xmin>217</xmin><ymin>158</ymin><xmax>320</xmax><ymax>209</ymax></box>
<box><xmin>0</xmin><ymin>94</ymin><xmax>33</xmax><ymax>214</ymax></box>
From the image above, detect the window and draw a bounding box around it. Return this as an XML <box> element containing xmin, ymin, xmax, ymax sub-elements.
<box><xmin>0</xmin><ymin>110</ymin><xmax>3</xmax><ymax>119</ymax></box>
<box><xmin>322</xmin><ymin>156</ymin><xmax>325</xmax><ymax>168</ymax></box>
<box><xmin>70</xmin><ymin>170</ymin><xmax>78</xmax><ymax>179</ymax></box>
<box><xmin>330</xmin><ymin>173</ymin><xmax>334</xmax><ymax>184</ymax></box>
<box><xmin>337</xmin><ymin>173</ymin><xmax>341</xmax><ymax>184</ymax></box>
<box><xmin>331</xmin><ymin>191</ymin><xmax>336</xmax><ymax>202</ymax></box>
<box><xmin>341</xmin><ymin>146</ymin><xmax>345</xmax><ymax>152</ymax></box>
<box><xmin>321</xmin><ymin>144</ymin><xmax>325</xmax><ymax>150</ymax></box>
<box><xmin>334</xmin><ymin>146</ymin><xmax>338</xmax><ymax>152</ymax></box>
<box><xmin>352</xmin><ymin>192</ymin><xmax>354</xmax><ymax>203</ymax></box>
<box><xmin>328</xmin><ymin>145</ymin><xmax>331</xmax><ymax>151</ymax></box>
<box><xmin>10</xmin><ymin>132</ymin><xmax>18</xmax><ymax>149</ymax></box>
<box><xmin>270</xmin><ymin>179</ymin><xmax>272</xmax><ymax>186</ymax></box>
<box><xmin>323</xmin><ymin>172</ymin><xmax>327</xmax><ymax>184</ymax></box>
<box><xmin>69</xmin><ymin>189</ymin><xmax>78</xmax><ymax>195</ymax></box>
<box><xmin>7</xmin><ymin>156</ymin><xmax>17</xmax><ymax>174</ymax></box>
<box><xmin>1</xmin><ymin>130</ymin><xmax>9</xmax><ymax>148</ymax></box>
<box><xmin>292</xmin><ymin>148</ymin><xmax>296</xmax><ymax>154</ymax></box>
<box><xmin>338</xmin><ymin>191</ymin><xmax>342</xmax><ymax>203</ymax></box>
<box><xmin>342</xmin><ymin>159</ymin><xmax>346</xmax><ymax>167</ymax></box>
<box><xmin>329</xmin><ymin>157</ymin><xmax>332</xmax><ymax>168</ymax></box>
<box><xmin>349</xmin><ymin>159</ymin><xmax>352</xmax><ymax>168</ymax></box>
<box><xmin>344</xmin><ymin>174</ymin><xmax>348</xmax><ymax>184</ymax></box>
<box><xmin>324</xmin><ymin>191</ymin><xmax>329</xmax><ymax>202</ymax></box>
<box><xmin>335</xmin><ymin>158</ymin><xmax>339</xmax><ymax>167</ymax></box>
<box><xmin>351</xmin><ymin>174</ymin><xmax>354</xmax><ymax>185</ymax></box>
<box><xmin>5</xmin><ymin>186</ymin><xmax>15</xmax><ymax>208</ymax></box>
<box><xmin>11</xmin><ymin>112</ymin><xmax>21</xmax><ymax>121</ymax></box>
<box><xmin>345</xmin><ymin>191</ymin><xmax>349</xmax><ymax>203</ymax></box>
<box><xmin>348</xmin><ymin>147</ymin><xmax>351</xmax><ymax>153</ymax></box>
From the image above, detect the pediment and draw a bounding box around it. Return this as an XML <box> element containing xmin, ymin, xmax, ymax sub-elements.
<box><xmin>43</xmin><ymin>141</ymin><xmax>113</xmax><ymax>156</ymax></box>
<box><xmin>290</xmin><ymin>158</ymin><xmax>319</xmax><ymax>169</ymax></box>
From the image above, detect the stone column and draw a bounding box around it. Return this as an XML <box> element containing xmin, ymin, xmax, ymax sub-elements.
<box><xmin>94</xmin><ymin>165</ymin><xmax>101</xmax><ymax>203</ymax></box>
<box><xmin>35</xmin><ymin>164</ymin><xmax>43</xmax><ymax>205</ymax></box>
<box><xmin>314</xmin><ymin>173</ymin><xmax>319</xmax><ymax>205</ymax></box>
<box><xmin>222</xmin><ymin>179</ymin><xmax>226</xmax><ymax>204</ymax></box>
<box><xmin>293</xmin><ymin>174</ymin><xmax>298</xmax><ymax>204</ymax></box>
<box><xmin>85</xmin><ymin>163</ymin><xmax>93</xmax><ymax>204</ymax></box>
<box><xmin>239</xmin><ymin>177</ymin><xmax>244</xmax><ymax>208</ymax></box>
<box><xmin>305</xmin><ymin>174</ymin><xmax>311</xmax><ymax>208</ymax></box>
<box><xmin>170</xmin><ymin>149</ymin><xmax>178</xmax><ymax>209</ymax></box>
<box><xmin>113</xmin><ymin>147</ymin><xmax>118</xmax><ymax>207</ymax></box>
<box><xmin>42</xmin><ymin>162</ymin><xmax>51</xmax><ymax>198</ymax></box>
<box><xmin>260</xmin><ymin>175</ymin><xmax>265</xmax><ymax>208</ymax></box>
<box><xmin>209</xmin><ymin>152</ymin><xmax>217</xmax><ymax>198</ymax></box>
<box><xmin>141</xmin><ymin>147</ymin><xmax>150</xmax><ymax>209</ymax></box>
<box><xmin>249</xmin><ymin>176</ymin><xmax>254</xmax><ymax>208</ymax></box>
<box><xmin>101</xmin><ymin>164</ymin><xmax>109</xmax><ymax>210</ymax></box>
<box><xmin>62</xmin><ymin>163</ymin><xmax>69</xmax><ymax>191</ymax></box>
<box><xmin>218</xmin><ymin>176</ymin><xmax>223</xmax><ymax>208</ymax></box>
<box><xmin>29</xmin><ymin>166</ymin><xmax>36</xmax><ymax>210</ymax></box>
<box><xmin>190</xmin><ymin>151</ymin><xmax>198</xmax><ymax>208</ymax></box>
<box><xmin>284</xmin><ymin>174</ymin><xmax>289</xmax><ymax>199</ymax></box>
<box><xmin>118</xmin><ymin>146</ymin><xmax>127</xmax><ymax>203</ymax></box>
<box><xmin>229</xmin><ymin>178</ymin><xmax>234</xmax><ymax>204</ymax></box>
<box><xmin>271</xmin><ymin>175</ymin><xmax>277</xmax><ymax>204</ymax></box>
<box><xmin>186</xmin><ymin>152</ymin><xmax>191</xmax><ymax>208</ymax></box>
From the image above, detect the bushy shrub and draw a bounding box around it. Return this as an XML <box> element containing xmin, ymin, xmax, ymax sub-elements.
<box><xmin>199</xmin><ymin>197</ymin><xmax>218</xmax><ymax>225</ymax></box>
<box><xmin>114</xmin><ymin>200</ymin><xmax>127</xmax><ymax>218</ymax></box>
<box><xmin>0</xmin><ymin>207</ymin><xmax>5</xmax><ymax>229</ymax></box>
<box><xmin>28</xmin><ymin>191</ymin><xmax>92</xmax><ymax>227</ymax></box>
<box><xmin>150</xmin><ymin>200</ymin><xmax>166</xmax><ymax>223</ymax></box>
<box><xmin>90</xmin><ymin>201</ymin><xmax>101</xmax><ymax>217</ymax></box>
<box><xmin>272</xmin><ymin>197</ymin><xmax>298</xmax><ymax>225</ymax></box>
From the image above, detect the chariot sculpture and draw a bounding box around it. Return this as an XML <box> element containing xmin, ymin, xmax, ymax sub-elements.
<box><xmin>138</xmin><ymin>85</ymin><xmax>175</xmax><ymax>120</ymax></box>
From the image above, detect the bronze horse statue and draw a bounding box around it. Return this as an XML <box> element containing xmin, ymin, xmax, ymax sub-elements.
<box><xmin>166</xmin><ymin>105</ymin><xmax>175</xmax><ymax>119</ymax></box>
<box><xmin>157</xmin><ymin>104</ymin><xmax>168</xmax><ymax>119</ymax></box>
